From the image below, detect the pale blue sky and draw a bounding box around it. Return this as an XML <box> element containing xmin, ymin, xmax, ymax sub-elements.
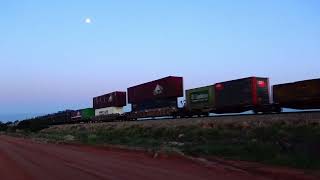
<box><xmin>1</xmin><ymin>0</ymin><xmax>319</xmax><ymax>120</ymax></box>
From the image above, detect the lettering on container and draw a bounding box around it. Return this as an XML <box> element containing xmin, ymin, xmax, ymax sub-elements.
<box><xmin>190</xmin><ymin>90</ymin><xmax>209</xmax><ymax>103</ymax></box>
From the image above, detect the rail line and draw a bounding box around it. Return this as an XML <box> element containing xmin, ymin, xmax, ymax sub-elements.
<box><xmin>101</xmin><ymin>110</ymin><xmax>320</xmax><ymax>123</ymax></box>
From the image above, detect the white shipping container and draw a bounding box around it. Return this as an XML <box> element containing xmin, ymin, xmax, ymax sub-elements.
<box><xmin>95</xmin><ymin>107</ymin><xmax>124</xmax><ymax>116</ymax></box>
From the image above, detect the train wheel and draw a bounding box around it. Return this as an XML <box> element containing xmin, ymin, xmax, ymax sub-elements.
<box><xmin>274</xmin><ymin>106</ymin><xmax>282</xmax><ymax>113</ymax></box>
<box><xmin>253</xmin><ymin>109</ymin><xmax>262</xmax><ymax>114</ymax></box>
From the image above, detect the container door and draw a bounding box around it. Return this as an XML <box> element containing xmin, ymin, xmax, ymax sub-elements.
<box><xmin>254</xmin><ymin>77</ymin><xmax>270</xmax><ymax>105</ymax></box>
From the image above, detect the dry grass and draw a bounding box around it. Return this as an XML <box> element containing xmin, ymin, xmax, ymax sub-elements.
<box><xmin>37</xmin><ymin>112</ymin><xmax>320</xmax><ymax>169</ymax></box>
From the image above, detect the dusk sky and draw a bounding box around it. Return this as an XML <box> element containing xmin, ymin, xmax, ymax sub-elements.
<box><xmin>1</xmin><ymin>0</ymin><xmax>319</xmax><ymax>121</ymax></box>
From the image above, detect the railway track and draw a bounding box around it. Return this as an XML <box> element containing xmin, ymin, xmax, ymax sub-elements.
<box><xmin>135</xmin><ymin>110</ymin><xmax>320</xmax><ymax>122</ymax></box>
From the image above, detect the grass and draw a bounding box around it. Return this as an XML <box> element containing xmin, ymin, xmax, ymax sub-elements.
<box><xmin>33</xmin><ymin>122</ymin><xmax>320</xmax><ymax>169</ymax></box>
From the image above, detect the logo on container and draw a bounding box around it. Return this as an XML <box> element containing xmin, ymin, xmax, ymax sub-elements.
<box><xmin>108</xmin><ymin>95</ymin><xmax>113</xmax><ymax>102</ymax></box>
<box><xmin>153</xmin><ymin>84</ymin><xmax>163</xmax><ymax>95</ymax></box>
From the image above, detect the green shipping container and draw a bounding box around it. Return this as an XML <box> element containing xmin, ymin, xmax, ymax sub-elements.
<box><xmin>186</xmin><ymin>85</ymin><xmax>215</xmax><ymax>112</ymax></box>
<box><xmin>81</xmin><ymin>108</ymin><xmax>95</xmax><ymax>120</ymax></box>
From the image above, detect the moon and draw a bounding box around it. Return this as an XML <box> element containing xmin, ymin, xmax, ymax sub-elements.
<box><xmin>85</xmin><ymin>18</ymin><xmax>92</xmax><ymax>24</ymax></box>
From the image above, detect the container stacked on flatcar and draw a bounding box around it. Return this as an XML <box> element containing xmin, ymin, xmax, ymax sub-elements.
<box><xmin>215</xmin><ymin>77</ymin><xmax>270</xmax><ymax>113</ymax></box>
<box><xmin>127</xmin><ymin>76</ymin><xmax>183</xmax><ymax>119</ymax></box>
<box><xmin>71</xmin><ymin>108</ymin><xmax>95</xmax><ymax>122</ymax></box>
<box><xmin>273</xmin><ymin>78</ymin><xmax>320</xmax><ymax>110</ymax></box>
<box><xmin>186</xmin><ymin>85</ymin><xmax>215</xmax><ymax>115</ymax></box>
<box><xmin>185</xmin><ymin>77</ymin><xmax>271</xmax><ymax>115</ymax></box>
<box><xmin>92</xmin><ymin>91</ymin><xmax>127</xmax><ymax>121</ymax></box>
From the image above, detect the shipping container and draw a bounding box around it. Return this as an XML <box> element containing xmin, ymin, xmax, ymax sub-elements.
<box><xmin>215</xmin><ymin>77</ymin><xmax>270</xmax><ymax>113</ymax></box>
<box><xmin>131</xmin><ymin>98</ymin><xmax>177</xmax><ymax>111</ymax></box>
<box><xmin>273</xmin><ymin>78</ymin><xmax>320</xmax><ymax>109</ymax></box>
<box><xmin>81</xmin><ymin>108</ymin><xmax>95</xmax><ymax>119</ymax></box>
<box><xmin>95</xmin><ymin>107</ymin><xmax>124</xmax><ymax>116</ymax></box>
<box><xmin>71</xmin><ymin>108</ymin><xmax>95</xmax><ymax>120</ymax></box>
<box><xmin>186</xmin><ymin>85</ymin><xmax>215</xmax><ymax>113</ymax></box>
<box><xmin>93</xmin><ymin>91</ymin><xmax>126</xmax><ymax>109</ymax></box>
<box><xmin>128</xmin><ymin>76</ymin><xmax>183</xmax><ymax>104</ymax></box>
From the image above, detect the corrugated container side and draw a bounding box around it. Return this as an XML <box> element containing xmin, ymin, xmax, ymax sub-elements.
<box><xmin>273</xmin><ymin>78</ymin><xmax>320</xmax><ymax>109</ymax></box>
<box><xmin>93</xmin><ymin>91</ymin><xmax>126</xmax><ymax>109</ymax></box>
<box><xmin>186</xmin><ymin>85</ymin><xmax>215</xmax><ymax>112</ymax></box>
<box><xmin>215</xmin><ymin>77</ymin><xmax>270</xmax><ymax>112</ymax></box>
<box><xmin>81</xmin><ymin>108</ymin><xmax>95</xmax><ymax>119</ymax></box>
<box><xmin>128</xmin><ymin>76</ymin><xmax>183</xmax><ymax>104</ymax></box>
<box><xmin>131</xmin><ymin>98</ymin><xmax>177</xmax><ymax>111</ymax></box>
<box><xmin>95</xmin><ymin>107</ymin><xmax>124</xmax><ymax>116</ymax></box>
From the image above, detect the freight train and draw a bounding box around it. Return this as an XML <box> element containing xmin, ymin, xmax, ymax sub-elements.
<box><xmin>18</xmin><ymin>76</ymin><xmax>320</xmax><ymax>129</ymax></box>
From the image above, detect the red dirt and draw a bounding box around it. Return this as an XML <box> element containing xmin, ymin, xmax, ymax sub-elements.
<box><xmin>0</xmin><ymin>135</ymin><xmax>316</xmax><ymax>180</ymax></box>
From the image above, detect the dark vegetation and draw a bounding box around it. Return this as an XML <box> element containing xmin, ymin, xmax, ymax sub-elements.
<box><xmin>16</xmin><ymin>119</ymin><xmax>50</xmax><ymax>132</ymax></box>
<box><xmin>0</xmin><ymin>122</ymin><xmax>9</xmax><ymax>131</ymax></box>
<box><xmin>0</xmin><ymin>120</ymin><xmax>49</xmax><ymax>133</ymax></box>
<box><xmin>0</xmin><ymin>121</ymin><xmax>21</xmax><ymax>132</ymax></box>
<box><xmin>35</xmin><ymin>121</ymin><xmax>320</xmax><ymax>169</ymax></box>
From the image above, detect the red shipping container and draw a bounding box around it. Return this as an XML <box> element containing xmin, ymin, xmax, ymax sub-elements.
<box><xmin>215</xmin><ymin>77</ymin><xmax>270</xmax><ymax>113</ymax></box>
<box><xmin>128</xmin><ymin>76</ymin><xmax>183</xmax><ymax>104</ymax></box>
<box><xmin>93</xmin><ymin>91</ymin><xmax>126</xmax><ymax>109</ymax></box>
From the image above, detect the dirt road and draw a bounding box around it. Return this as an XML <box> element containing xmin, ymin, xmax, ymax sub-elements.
<box><xmin>0</xmin><ymin>135</ymin><xmax>314</xmax><ymax>180</ymax></box>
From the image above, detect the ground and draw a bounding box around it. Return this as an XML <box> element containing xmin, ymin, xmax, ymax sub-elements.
<box><xmin>0</xmin><ymin>135</ymin><xmax>317</xmax><ymax>180</ymax></box>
